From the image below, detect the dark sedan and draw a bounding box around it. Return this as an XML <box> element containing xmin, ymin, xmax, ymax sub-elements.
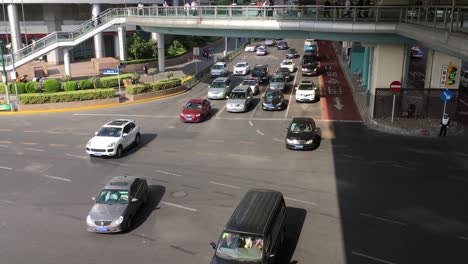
<box><xmin>285</xmin><ymin>117</ymin><xmax>317</xmax><ymax>150</ymax></box>
<box><xmin>262</xmin><ymin>88</ymin><xmax>285</xmax><ymax>111</ymax></box>
<box><xmin>275</xmin><ymin>68</ymin><xmax>292</xmax><ymax>82</ymax></box>
<box><xmin>277</xmin><ymin>41</ymin><xmax>288</xmax><ymax>50</ymax></box>
<box><xmin>286</xmin><ymin>48</ymin><xmax>299</xmax><ymax>59</ymax></box>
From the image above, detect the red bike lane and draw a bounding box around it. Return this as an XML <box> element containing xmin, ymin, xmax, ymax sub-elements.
<box><xmin>317</xmin><ymin>41</ymin><xmax>362</xmax><ymax>121</ymax></box>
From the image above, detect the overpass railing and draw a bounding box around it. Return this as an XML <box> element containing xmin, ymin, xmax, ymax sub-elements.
<box><xmin>2</xmin><ymin>5</ymin><xmax>467</xmax><ymax>69</ymax></box>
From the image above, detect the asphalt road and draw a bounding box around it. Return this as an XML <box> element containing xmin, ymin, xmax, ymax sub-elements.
<box><xmin>0</xmin><ymin>39</ymin><xmax>468</xmax><ymax>264</ymax></box>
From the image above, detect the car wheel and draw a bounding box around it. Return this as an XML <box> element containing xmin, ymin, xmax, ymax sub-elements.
<box><xmin>115</xmin><ymin>145</ymin><xmax>123</xmax><ymax>159</ymax></box>
<box><xmin>134</xmin><ymin>133</ymin><xmax>141</xmax><ymax>146</ymax></box>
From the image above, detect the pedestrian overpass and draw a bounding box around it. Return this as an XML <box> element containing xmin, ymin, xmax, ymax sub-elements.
<box><xmin>2</xmin><ymin>5</ymin><xmax>468</xmax><ymax>71</ymax></box>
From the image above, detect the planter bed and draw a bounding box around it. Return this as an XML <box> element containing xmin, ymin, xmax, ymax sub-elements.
<box><xmin>125</xmin><ymin>85</ymin><xmax>186</xmax><ymax>101</ymax></box>
<box><xmin>18</xmin><ymin>97</ymin><xmax>120</xmax><ymax>111</ymax></box>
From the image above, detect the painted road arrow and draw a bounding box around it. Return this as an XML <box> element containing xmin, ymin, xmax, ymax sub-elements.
<box><xmin>334</xmin><ymin>97</ymin><xmax>344</xmax><ymax>110</ymax></box>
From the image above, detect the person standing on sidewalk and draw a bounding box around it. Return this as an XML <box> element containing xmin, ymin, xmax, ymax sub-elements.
<box><xmin>439</xmin><ymin>114</ymin><xmax>450</xmax><ymax>137</ymax></box>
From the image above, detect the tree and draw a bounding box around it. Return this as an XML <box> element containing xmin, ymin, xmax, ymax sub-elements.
<box><xmin>128</xmin><ymin>33</ymin><xmax>157</xmax><ymax>60</ymax></box>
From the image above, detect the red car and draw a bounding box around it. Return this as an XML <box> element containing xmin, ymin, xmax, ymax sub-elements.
<box><xmin>180</xmin><ymin>99</ymin><xmax>211</xmax><ymax>123</ymax></box>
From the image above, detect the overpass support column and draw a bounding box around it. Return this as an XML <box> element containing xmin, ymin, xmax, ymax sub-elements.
<box><xmin>117</xmin><ymin>26</ymin><xmax>127</xmax><ymax>61</ymax></box>
<box><xmin>156</xmin><ymin>33</ymin><xmax>165</xmax><ymax>72</ymax></box>
<box><xmin>402</xmin><ymin>44</ymin><xmax>411</xmax><ymax>88</ymax></box>
<box><xmin>424</xmin><ymin>50</ymin><xmax>462</xmax><ymax>89</ymax></box>
<box><xmin>368</xmin><ymin>44</ymin><xmax>405</xmax><ymax>118</ymax></box>
<box><xmin>224</xmin><ymin>36</ymin><xmax>228</xmax><ymax>57</ymax></box>
<box><xmin>92</xmin><ymin>4</ymin><xmax>104</xmax><ymax>58</ymax></box>
<box><xmin>362</xmin><ymin>47</ymin><xmax>370</xmax><ymax>89</ymax></box>
<box><xmin>43</xmin><ymin>5</ymin><xmax>63</xmax><ymax>64</ymax></box>
<box><xmin>64</xmin><ymin>48</ymin><xmax>71</xmax><ymax>78</ymax></box>
<box><xmin>7</xmin><ymin>4</ymin><xmax>21</xmax><ymax>53</ymax></box>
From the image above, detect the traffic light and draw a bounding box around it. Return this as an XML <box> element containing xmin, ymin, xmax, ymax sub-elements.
<box><xmin>445</xmin><ymin>63</ymin><xmax>458</xmax><ymax>87</ymax></box>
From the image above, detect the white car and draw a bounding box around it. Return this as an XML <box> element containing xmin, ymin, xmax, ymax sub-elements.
<box><xmin>241</xmin><ymin>78</ymin><xmax>260</xmax><ymax>95</ymax></box>
<box><xmin>244</xmin><ymin>44</ymin><xmax>256</xmax><ymax>52</ymax></box>
<box><xmin>256</xmin><ymin>47</ymin><xmax>268</xmax><ymax>56</ymax></box>
<box><xmin>211</xmin><ymin>62</ymin><xmax>228</xmax><ymax>77</ymax></box>
<box><xmin>295</xmin><ymin>80</ymin><xmax>318</xmax><ymax>102</ymax></box>
<box><xmin>264</xmin><ymin>39</ymin><xmax>276</xmax><ymax>46</ymax></box>
<box><xmin>86</xmin><ymin>119</ymin><xmax>141</xmax><ymax>158</ymax></box>
<box><xmin>233</xmin><ymin>62</ymin><xmax>250</xmax><ymax>75</ymax></box>
<box><xmin>280</xmin><ymin>59</ymin><xmax>295</xmax><ymax>73</ymax></box>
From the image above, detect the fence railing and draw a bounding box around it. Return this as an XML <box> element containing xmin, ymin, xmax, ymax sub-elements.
<box><xmin>3</xmin><ymin>5</ymin><xmax>468</xmax><ymax>69</ymax></box>
<box><xmin>374</xmin><ymin>88</ymin><xmax>459</xmax><ymax>119</ymax></box>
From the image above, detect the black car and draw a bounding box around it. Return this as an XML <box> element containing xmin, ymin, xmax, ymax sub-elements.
<box><xmin>302</xmin><ymin>54</ymin><xmax>319</xmax><ymax>65</ymax></box>
<box><xmin>262</xmin><ymin>88</ymin><xmax>285</xmax><ymax>111</ymax></box>
<box><xmin>301</xmin><ymin>54</ymin><xmax>319</xmax><ymax>76</ymax></box>
<box><xmin>286</xmin><ymin>48</ymin><xmax>299</xmax><ymax>59</ymax></box>
<box><xmin>285</xmin><ymin>117</ymin><xmax>317</xmax><ymax>150</ymax></box>
<box><xmin>275</xmin><ymin>68</ymin><xmax>292</xmax><ymax>82</ymax></box>
<box><xmin>251</xmin><ymin>64</ymin><xmax>269</xmax><ymax>84</ymax></box>
<box><xmin>277</xmin><ymin>41</ymin><xmax>288</xmax><ymax>50</ymax></box>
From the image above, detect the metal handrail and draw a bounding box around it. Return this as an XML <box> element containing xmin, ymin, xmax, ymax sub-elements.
<box><xmin>3</xmin><ymin>5</ymin><xmax>467</xmax><ymax>68</ymax></box>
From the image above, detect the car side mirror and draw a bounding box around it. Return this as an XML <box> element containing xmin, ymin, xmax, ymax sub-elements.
<box><xmin>295</xmin><ymin>87</ymin><xmax>298</xmax><ymax>90</ymax></box>
<box><xmin>91</xmin><ymin>197</ymin><xmax>95</xmax><ymax>201</ymax></box>
<box><xmin>210</xmin><ymin>242</ymin><xmax>217</xmax><ymax>249</ymax></box>
<box><xmin>131</xmin><ymin>198</ymin><xmax>138</xmax><ymax>202</ymax></box>
<box><xmin>268</xmin><ymin>253</ymin><xmax>275</xmax><ymax>258</ymax></box>
<box><xmin>123</xmin><ymin>133</ymin><xmax>128</xmax><ymax>138</ymax></box>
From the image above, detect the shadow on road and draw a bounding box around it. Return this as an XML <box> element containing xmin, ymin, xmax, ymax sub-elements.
<box><xmin>277</xmin><ymin>207</ymin><xmax>307</xmax><ymax>264</ymax></box>
<box><xmin>120</xmin><ymin>133</ymin><xmax>158</xmax><ymax>158</ymax></box>
<box><xmin>127</xmin><ymin>185</ymin><xmax>166</xmax><ymax>232</ymax></box>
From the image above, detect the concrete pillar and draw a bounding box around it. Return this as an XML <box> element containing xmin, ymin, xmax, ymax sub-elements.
<box><xmin>151</xmin><ymin>32</ymin><xmax>157</xmax><ymax>41</ymax></box>
<box><xmin>92</xmin><ymin>4</ymin><xmax>104</xmax><ymax>58</ymax></box>
<box><xmin>7</xmin><ymin>4</ymin><xmax>21</xmax><ymax>53</ymax></box>
<box><xmin>64</xmin><ymin>48</ymin><xmax>71</xmax><ymax>77</ymax></box>
<box><xmin>43</xmin><ymin>4</ymin><xmax>63</xmax><ymax>64</ymax></box>
<box><xmin>367</xmin><ymin>47</ymin><xmax>374</xmax><ymax>93</ymax></box>
<box><xmin>224</xmin><ymin>36</ymin><xmax>228</xmax><ymax>57</ymax></box>
<box><xmin>362</xmin><ymin>47</ymin><xmax>370</xmax><ymax>89</ymax></box>
<box><xmin>113</xmin><ymin>34</ymin><xmax>119</xmax><ymax>58</ymax></box>
<box><xmin>368</xmin><ymin>44</ymin><xmax>405</xmax><ymax>118</ymax></box>
<box><xmin>402</xmin><ymin>44</ymin><xmax>411</xmax><ymax>88</ymax></box>
<box><xmin>117</xmin><ymin>26</ymin><xmax>127</xmax><ymax>60</ymax></box>
<box><xmin>425</xmin><ymin>49</ymin><xmax>462</xmax><ymax>89</ymax></box>
<box><xmin>156</xmin><ymin>33</ymin><xmax>165</xmax><ymax>72</ymax></box>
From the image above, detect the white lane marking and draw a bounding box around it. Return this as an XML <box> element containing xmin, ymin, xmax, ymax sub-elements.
<box><xmin>49</xmin><ymin>144</ymin><xmax>67</xmax><ymax>147</ymax></box>
<box><xmin>0</xmin><ymin>129</ymin><xmax>12</xmax><ymax>131</ymax></box>
<box><xmin>161</xmin><ymin>201</ymin><xmax>197</xmax><ymax>212</ymax></box>
<box><xmin>73</xmin><ymin>132</ymin><xmax>90</xmax><ymax>136</ymax></box>
<box><xmin>0</xmin><ymin>141</ymin><xmax>11</xmax><ymax>144</ymax></box>
<box><xmin>0</xmin><ymin>145</ymin><xmax>8</xmax><ymax>148</ymax></box>
<box><xmin>22</xmin><ymin>142</ymin><xmax>39</xmax><ymax>145</ymax></box>
<box><xmin>42</xmin><ymin>174</ymin><xmax>72</xmax><ymax>182</ymax></box>
<box><xmin>256</xmin><ymin>130</ymin><xmax>264</xmax><ymax>136</ymax></box>
<box><xmin>24</xmin><ymin>130</ymin><xmax>40</xmax><ymax>133</ymax></box>
<box><xmin>458</xmin><ymin>236</ymin><xmax>468</xmax><ymax>241</ymax></box>
<box><xmin>209</xmin><ymin>181</ymin><xmax>241</xmax><ymax>189</ymax></box>
<box><xmin>0</xmin><ymin>199</ymin><xmax>16</xmax><ymax>205</ymax></box>
<box><xmin>239</xmin><ymin>141</ymin><xmax>256</xmax><ymax>144</ymax></box>
<box><xmin>360</xmin><ymin>213</ymin><xmax>407</xmax><ymax>226</ymax></box>
<box><xmin>208</xmin><ymin>139</ymin><xmax>224</xmax><ymax>143</ymax></box>
<box><xmin>0</xmin><ymin>166</ymin><xmax>13</xmax><ymax>170</ymax></box>
<box><xmin>272</xmin><ymin>138</ymin><xmax>283</xmax><ymax>143</ymax></box>
<box><xmin>73</xmin><ymin>113</ymin><xmax>179</xmax><ymax>118</ymax></box>
<box><xmin>352</xmin><ymin>251</ymin><xmax>397</xmax><ymax>264</ymax></box>
<box><xmin>155</xmin><ymin>170</ymin><xmax>182</xmax><ymax>177</ymax></box>
<box><xmin>285</xmin><ymin>68</ymin><xmax>300</xmax><ymax>118</ymax></box>
<box><xmin>47</xmin><ymin>131</ymin><xmax>65</xmax><ymax>134</ymax></box>
<box><xmin>66</xmin><ymin>153</ymin><xmax>88</xmax><ymax>159</ymax></box>
<box><xmin>24</xmin><ymin>148</ymin><xmax>45</xmax><ymax>152</ymax></box>
<box><xmin>215</xmin><ymin>117</ymin><xmax>363</xmax><ymax>122</ymax></box>
<box><xmin>459</xmin><ymin>98</ymin><xmax>468</xmax><ymax>107</ymax></box>
<box><xmin>284</xmin><ymin>197</ymin><xmax>317</xmax><ymax>206</ymax></box>
<box><xmin>249</xmin><ymin>121</ymin><xmax>253</xmax><ymax>126</ymax></box>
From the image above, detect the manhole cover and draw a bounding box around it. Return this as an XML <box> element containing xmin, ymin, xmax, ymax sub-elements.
<box><xmin>171</xmin><ymin>191</ymin><xmax>188</xmax><ymax>198</ymax></box>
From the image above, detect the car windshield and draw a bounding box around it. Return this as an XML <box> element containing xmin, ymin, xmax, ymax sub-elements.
<box><xmin>96</xmin><ymin>189</ymin><xmax>129</xmax><ymax>204</ymax></box>
<box><xmin>210</xmin><ymin>82</ymin><xmax>226</xmax><ymax>89</ymax></box>
<box><xmin>290</xmin><ymin>122</ymin><xmax>314</xmax><ymax>133</ymax></box>
<box><xmin>282</xmin><ymin>61</ymin><xmax>293</xmax><ymax>65</ymax></box>
<box><xmin>288</xmin><ymin>49</ymin><xmax>296</xmax><ymax>53</ymax></box>
<box><xmin>97</xmin><ymin>127</ymin><xmax>122</xmax><ymax>137</ymax></box>
<box><xmin>298</xmin><ymin>84</ymin><xmax>314</xmax><ymax>90</ymax></box>
<box><xmin>265</xmin><ymin>90</ymin><xmax>280</xmax><ymax>99</ymax></box>
<box><xmin>242</xmin><ymin>80</ymin><xmax>255</xmax><ymax>86</ymax></box>
<box><xmin>271</xmin><ymin>76</ymin><xmax>284</xmax><ymax>83</ymax></box>
<box><xmin>236</xmin><ymin>63</ymin><xmax>246</xmax><ymax>68</ymax></box>
<box><xmin>185</xmin><ymin>102</ymin><xmax>202</xmax><ymax>109</ymax></box>
<box><xmin>229</xmin><ymin>92</ymin><xmax>247</xmax><ymax>99</ymax></box>
<box><xmin>213</xmin><ymin>65</ymin><xmax>224</xmax><ymax>70</ymax></box>
<box><xmin>216</xmin><ymin>232</ymin><xmax>264</xmax><ymax>261</ymax></box>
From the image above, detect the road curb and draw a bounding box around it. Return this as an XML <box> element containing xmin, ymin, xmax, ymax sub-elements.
<box><xmin>0</xmin><ymin>89</ymin><xmax>188</xmax><ymax>115</ymax></box>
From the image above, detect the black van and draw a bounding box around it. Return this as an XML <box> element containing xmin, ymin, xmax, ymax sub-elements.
<box><xmin>210</xmin><ymin>189</ymin><xmax>286</xmax><ymax>264</ymax></box>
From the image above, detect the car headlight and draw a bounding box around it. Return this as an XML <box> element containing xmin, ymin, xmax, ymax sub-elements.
<box><xmin>195</xmin><ymin>113</ymin><xmax>201</xmax><ymax>117</ymax></box>
<box><xmin>306</xmin><ymin>139</ymin><xmax>314</xmax><ymax>144</ymax></box>
<box><xmin>302</xmin><ymin>68</ymin><xmax>307</xmax><ymax>71</ymax></box>
<box><xmin>86</xmin><ymin>215</ymin><xmax>94</xmax><ymax>226</ymax></box>
<box><xmin>110</xmin><ymin>216</ymin><xmax>124</xmax><ymax>227</ymax></box>
<box><xmin>239</xmin><ymin>104</ymin><xmax>245</xmax><ymax>108</ymax></box>
<box><xmin>107</xmin><ymin>142</ymin><xmax>116</xmax><ymax>148</ymax></box>
<box><xmin>286</xmin><ymin>139</ymin><xmax>294</xmax><ymax>144</ymax></box>
<box><xmin>180</xmin><ymin>113</ymin><xmax>184</xmax><ymax>117</ymax></box>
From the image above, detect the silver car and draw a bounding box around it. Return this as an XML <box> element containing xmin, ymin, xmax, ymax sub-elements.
<box><xmin>207</xmin><ymin>77</ymin><xmax>232</xmax><ymax>99</ymax></box>
<box><xmin>269</xmin><ymin>74</ymin><xmax>287</xmax><ymax>92</ymax></box>
<box><xmin>241</xmin><ymin>78</ymin><xmax>260</xmax><ymax>95</ymax></box>
<box><xmin>86</xmin><ymin>176</ymin><xmax>149</xmax><ymax>233</ymax></box>
<box><xmin>211</xmin><ymin>62</ymin><xmax>228</xmax><ymax>77</ymax></box>
<box><xmin>226</xmin><ymin>85</ymin><xmax>253</xmax><ymax>113</ymax></box>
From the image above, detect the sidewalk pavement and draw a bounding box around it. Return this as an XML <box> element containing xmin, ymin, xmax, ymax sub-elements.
<box><xmin>332</xmin><ymin>42</ymin><xmax>466</xmax><ymax>137</ymax></box>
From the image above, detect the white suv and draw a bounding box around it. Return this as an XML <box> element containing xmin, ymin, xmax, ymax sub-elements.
<box><xmin>86</xmin><ymin>119</ymin><xmax>141</xmax><ymax>158</ymax></box>
<box><xmin>295</xmin><ymin>80</ymin><xmax>318</xmax><ymax>102</ymax></box>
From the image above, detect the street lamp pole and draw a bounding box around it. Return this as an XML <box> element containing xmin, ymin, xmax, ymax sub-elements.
<box><xmin>10</xmin><ymin>48</ymin><xmax>19</xmax><ymax>108</ymax></box>
<box><xmin>0</xmin><ymin>41</ymin><xmax>11</xmax><ymax>105</ymax></box>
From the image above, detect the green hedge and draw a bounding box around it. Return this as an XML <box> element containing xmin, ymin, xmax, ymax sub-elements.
<box><xmin>19</xmin><ymin>88</ymin><xmax>115</xmax><ymax>104</ymax></box>
<box><xmin>120</xmin><ymin>58</ymin><xmax>157</xmax><ymax>65</ymax></box>
<box><xmin>126</xmin><ymin>78</ymin><xmax>181</xmax><ymax>95</ymax></box>
<box><xmin>99</xmin><ymin>74</ymin><xmax>134</xmax><ymax>88</ymax></box>
<box><xmin>26</xmin><ymin>81</ymin><xmax>40</xmax><ymax>93</ymax></box>
<box><xmin>79</xmin><ymin>79</ymin><xmax>93</xmax><ymax>89</ymax></box>
<box><xmin>63</xmin><ymin>81</ymin><xmax>78</xmax><ymax>91</ymax></box>
<box><xmin>43</xmin><ymin>79</ymin><xmax>60</xmax><ymax>93</ymax></box>
<box><xmin>7</xmin><ymin>83</ymin><xmax>26</xmax><ymax>94</ymax></box>
<box><xmin>0</xmin><ymin>83</ymin><xmax>6</xmax><ymax>94</ymax></box>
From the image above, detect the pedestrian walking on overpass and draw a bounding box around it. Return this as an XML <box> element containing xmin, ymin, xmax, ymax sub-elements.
<box><xmin>343</xmin><ymin>0</ymin><xmax>351</xmax><ymax>17</ymax></box>
<box><xmin>191</xmin><ymin>0</ymin><xmax>198</xmax><ymax>16</ymax></box>
<box><xmin>256</xmin><ymin>0</ymin><xmax>263</xmax><ymax>16</ymax></box>
<box><xmin>439</xmin><ymin>114</ymin><xmax>450</xmax><ymax>137</ymax></box>
<box><xmin>324</xmin><ymin>0</ymin><xmax>331</xmax><ymax>18</ymax></box>
<box><xmin>184</xmin><ymin>2</ymin><xmax>190</xmax><ymax>16</ymax></box>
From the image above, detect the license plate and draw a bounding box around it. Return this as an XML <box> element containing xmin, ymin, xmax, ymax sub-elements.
<box><xmin>295</xmin><ymin>145</ymin><xmax>304</xmax><ymax>149</ymax></box>
<box><xmin>187</xmin><ymin>117</ymin><xmax>192</xmax><ymax>121</ymax></box>
<box><xmin>94</xmin><ymin>153</ymin><xmax>102</xmax><ymax>156</ymax></box>
<box><xmin>96</xmin><ymin>227</ymin><xmax>108</xmax><ymax>232</ymax></box>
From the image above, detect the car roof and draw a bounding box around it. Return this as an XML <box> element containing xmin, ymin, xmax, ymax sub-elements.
<box><xmin>282</xmin><ymin>59</ymin><xmax>293</xmax><ymax>63</ymax></box>
<box><xmin>213</xmin><ymin>77</ymin><xmax>229</xmax><ymax>82</ymax></box>
<box><xmin>105</xmin><ymin>119</ymin><xmax>134</xmax><ymax>127</ymax></box>
<box><xmin>236</xmin><ymin>61</ymin><xmax>248</xmax><ymax>65</ymax></box>
<box><xmin>232</xmin><ymin>85</ymin><xmax>250</xmax><ymax>92</ymax></box>
<box><xmin>225</xmin><ymin>189</ymin><xmax>284</xmax><ymax>235</ymax></box>
<box><xmin>103</xmin><ymin>176</ymin><xmax>138</xmax><ymax>190</ymax></box>
<box><xmin>254</xmin><ymin>64</ymin><xmax>267</xmax><ymax>68</ymax></box>
<box><xmin>299</xmin><ymin>80</ymin><xmax>314</xmax><ymax>85</ymax></box>
<box><xmin>188</xmin><ymin>99</ymin><xmax>204</xmax><ymax>104</ymax></box>
<box><xmin>271</xmin><ymin>74</ymin><xmax>285</xmax><ymax>79</ymax></box>
<box><xmin>214</xmin><ymin>62</ymin><xmax>226</xmax><ymax>66</ymax></box>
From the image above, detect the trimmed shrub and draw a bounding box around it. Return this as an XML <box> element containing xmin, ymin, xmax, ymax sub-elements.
<box><xmin>43</xmin><ymin>79</ymin><xmax>60</xmax><ymax>93</ymax></box>
<box><xmin>99</xmin><ymin>74</ymin><xmax>134</xmax><ymax>88</ymax></box>
<box><xmin>63</xmin><ymin>81</ymin><xmax>78</xmax><ymax>91</ymax></box>
<box><xmin>19</xmin><ymin>88</ymin><xmax>115</xmax><ymax>104</ymax></box>
<box><xmin>0</xmin><ymin>83</ymin><xmax>6</xmax><ymax>94</ymax></box>
<box><xmin>120</xmin><ymin>58</ymin><xmax>157</xmax><ymax>65</ymax></box>
<box><xmin>79</xmin><ymin>79</ymin><xmax>92</xmax><ymax>90</ymax></box>
<box><xmin>6</xmin><ymin>82</ymin><xmax>27</xmax><ymax>94</ymax></box>
<box><xmin>149</xmin><ymin>78</ymin><xmax>181</xmax><ymax>92</ymax></box>
<box><xmin>126</xmin><ymin>84</ymin><xmax>148</xmax><ymax>95</ymax></box>
<box><xmin>26</xmin><ymin>81</ymin><xmax>40</xmax><ymax>93</ymax></box>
